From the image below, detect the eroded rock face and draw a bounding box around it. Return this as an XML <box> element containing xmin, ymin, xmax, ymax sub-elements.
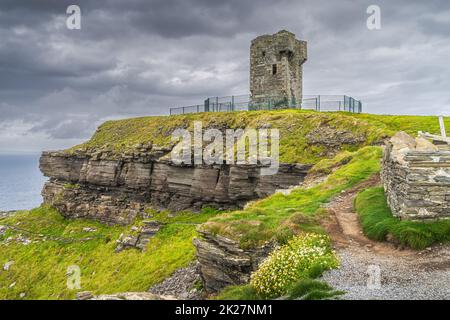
<box><xmin>193</xmin><ymin>230</ymin><xmax>274</xmax><ymax>293</ymax></box>
<box><xmin>306</xmin><ymin>127</ymin><xmax>367</xmax><ymax>155</ymax></box>
<box><xmin>40</xmin><ymin>150</ymin><xmax>311</xmax><ymax>224</ymax></box>
<box><xmin>382</xmin><ymin>132</ymin><xmax>450</xmax><ymax>220</ymax></box>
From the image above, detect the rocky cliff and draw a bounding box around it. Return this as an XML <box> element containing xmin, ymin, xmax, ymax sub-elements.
<box><xmin>193</xmin><ymin>230</ymin><xmax>274</xmax><ymax>292</ymax></box>
<box><xmin>40</xmin><ymin>148</ymin><xmax>311</xmax><ymax>224</ymax></box>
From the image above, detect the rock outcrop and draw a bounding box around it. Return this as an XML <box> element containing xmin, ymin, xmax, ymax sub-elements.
<box><xmin>382</xmin><ymin>132</ymin><xmax>450</xmax><ymax>220</ymax></box>
<box><xmin>115</xmin><ymin>220</ymin><xmax>162</xmax><ymax>252</ymax></box>
<box><xmin>193</xmin><ymin>230</ymin><xmax>274</xmax><ymax>293</ymax></box>
<box><xmin>40</xmin><ymin>150</ymin><xmax>311</xmax><ymax>224</ymax></box>
<box><xmin>149</xmin><ymin>263</ymin><xmax>203</xmax><ymax>300</ymax></box>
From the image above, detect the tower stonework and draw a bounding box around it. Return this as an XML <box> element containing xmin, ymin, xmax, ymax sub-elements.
<box><xmin>250</xmin><ymin>30</ymin><xmax>307</xmax><ymax>107</ymax></box>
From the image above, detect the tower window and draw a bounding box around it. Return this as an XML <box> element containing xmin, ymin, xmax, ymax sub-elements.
<box><xmin>272</xmin><ymin>64</ymin><xmax>277</xmax><ymax>75</ymax></box>
<box><xmin>262</xmin><ymin>51</ymin><xmax>266</xmax><ymax>57</ymax></box>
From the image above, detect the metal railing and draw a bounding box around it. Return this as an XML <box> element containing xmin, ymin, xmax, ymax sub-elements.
<box><xmin>170</xmin><ymin>94</ymin><xmax>362</xmax><ymax>115</ymax></box>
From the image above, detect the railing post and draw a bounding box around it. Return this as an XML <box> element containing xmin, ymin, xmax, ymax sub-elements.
<box><xmin>439</xmin><ymin>116</ymin><xmax>447</xmax><ymax>139</ymax></box>
<box><xmin>318</xmin><ymin>95</ymin><xmax>321</xmax><ymax>111</ymax></box>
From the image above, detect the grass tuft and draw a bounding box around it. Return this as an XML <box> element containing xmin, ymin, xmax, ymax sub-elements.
<box><xmin>355</xmin><ymin>187</ymin><xmax>450</xmax><ymax>250</ymax></box>
<box><xmin>287</xmin><ymin>278</ymin><xmax>344</xmax><ymax>300</ymax></box>
<box><xmin>215</xmin><ymin>285</ymin><xmax>261</xmax><ymax>300</ymax></box>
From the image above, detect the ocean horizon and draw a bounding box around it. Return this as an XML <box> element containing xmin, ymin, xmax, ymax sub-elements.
<box><xmin>0</xmin><ymin>153</ymin><xmax>47</xmax><ymax>211</ymax></box>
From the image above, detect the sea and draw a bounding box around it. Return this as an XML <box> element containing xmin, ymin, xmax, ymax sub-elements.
<box><xmin>0</xmin><ymin>154</ymin><xmax>47</xmax><ymax>211</ymax></box>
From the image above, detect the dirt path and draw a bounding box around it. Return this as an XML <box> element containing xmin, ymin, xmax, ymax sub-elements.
<box><xmin>322</xmin><ymin>175</ymin><xmax>450</xmax><ymax>300</ymax></box>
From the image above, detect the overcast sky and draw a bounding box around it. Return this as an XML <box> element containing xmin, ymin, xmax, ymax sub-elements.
<box><xmin>0</xmin><ymin>0</ymin><xmax>449</xmax><ymax>153</ymax></box>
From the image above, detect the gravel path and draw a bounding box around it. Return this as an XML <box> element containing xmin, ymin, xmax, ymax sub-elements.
<box><xmin>322</xmin><ymin>246</ymin><xmax>450</xmax><ymax>300</ymax></box>
<box><xmin>321</xmin><ymin>176</ymin><xmax>450</xmax><ymax>300</ymax></box>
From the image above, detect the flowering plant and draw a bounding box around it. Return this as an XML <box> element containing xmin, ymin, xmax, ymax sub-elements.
<box><xmin>250</xmin><ymin>233</ymin><xmax>339</xmax><ymax>298</ymax></box>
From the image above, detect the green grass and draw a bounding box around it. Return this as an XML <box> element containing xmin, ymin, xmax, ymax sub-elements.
<box><xmin>355</xmin><ymin>187</ymin><xmax>450</xmax><ymax>250</ymax></box>
<box><xmin>67</xmin><ymin>110</ymin><xmax>449</xmax><ymax>165</ymax></box>
<box><xmin>200</xmin><ymin>146</ymin><xmax>383</xmax><ymax>249</ymax></box>
<box><xmin>215</xmin><ymin>285</ymin><xmax>261</xmax><ymax>300</ymax></box>
<box><xmin>287</xmin><ymin>279</ymin><xmax>344</xmax><ymax>300</ymax></box>
<box><xmin>353</xmin><ymin>113</ymin><xmax>450</xmax><ymax>137</ymax></box>
<box><xmin>216</xmin><ymin>277</ymin><xmax>343</xmax><ymax>300</ymax></box>
<box><xmin>0</xmin><ymin>206</ymin><xmax>219</xmax><ymax>300</ymax></box>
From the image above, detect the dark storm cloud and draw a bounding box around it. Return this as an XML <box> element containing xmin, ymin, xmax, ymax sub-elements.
<box><xmin>0</xmin><ymin>0</ymin><xmax>449</xmax><ymax>152</ymax></box>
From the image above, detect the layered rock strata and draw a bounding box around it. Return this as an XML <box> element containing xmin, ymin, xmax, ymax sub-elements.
<box><xmin>40</xmin><ymin>150</ymin><xmax>311</xmax><ymax>224</ymax></box>
<box><xmin>193</xmin><ymin>230</ymin><xmax>274</xmax><ymax>293</ymax></box>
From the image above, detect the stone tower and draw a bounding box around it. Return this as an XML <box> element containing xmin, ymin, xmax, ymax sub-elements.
<box><xmin>250</xmin><ymin>30</ymin><xmax>307</xmax><ymax>108</ymax></box>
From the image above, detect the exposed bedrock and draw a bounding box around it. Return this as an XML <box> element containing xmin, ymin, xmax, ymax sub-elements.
<box><xmin>193</xmin><ymin>230</ymin><xmax>274</xmax><ymax>293</ymax></box>
<box><xmin>40</xmin><ymin>151</ymin><xmax>311</xmax><ymax>224</ymax></box>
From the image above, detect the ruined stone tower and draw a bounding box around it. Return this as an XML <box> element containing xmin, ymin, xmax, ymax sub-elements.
<box><xmin>250</xmin><ymin>30</ymin><xmax>307</xmax><ymax>108</ymax></box>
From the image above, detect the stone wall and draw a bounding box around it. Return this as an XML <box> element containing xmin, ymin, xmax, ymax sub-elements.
<box><xmin>382</xmin><ymin>132</ymin><xmax>450</xmax><ymax>220</ymax></box>
<box><xmin>250</xmin><ymin>30</ymin><xmax>307</xmax><ymax>106</ymax></box>
<box><xmin>40</xmin><ymin>150</ymin><xmax>311</xmax><ymax>224</ymax></box>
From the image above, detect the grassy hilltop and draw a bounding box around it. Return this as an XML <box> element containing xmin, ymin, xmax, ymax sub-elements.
<box><xmin>1</xmin><ymin>110</ymin><xmax>449</xmax><ymax>300</ymax></box>
<box><xmin>68</xmin><ymin>110</ymin><xmax>449</xmax><ymax>164</ymax></box>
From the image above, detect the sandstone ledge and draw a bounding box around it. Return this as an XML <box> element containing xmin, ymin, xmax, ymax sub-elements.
<box><xmin>40</xmin><ymin>150</ymin><xmax>311</xmax><ymax>224</ymax></box>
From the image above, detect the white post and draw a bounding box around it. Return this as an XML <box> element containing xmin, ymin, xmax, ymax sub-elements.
<box><xmin>439</xmin><ymin>116</ymin><xmax>446</xmax><ymax>139</ymax></box>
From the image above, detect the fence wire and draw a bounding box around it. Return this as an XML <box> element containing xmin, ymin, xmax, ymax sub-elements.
<box><xmin>170</xmin><ymin>94</ymin><xmax>362</xmax><ymax>115</ymax></box>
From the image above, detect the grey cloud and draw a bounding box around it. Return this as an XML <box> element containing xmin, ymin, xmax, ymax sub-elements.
<box><xmin>0</xmin><ymin>0</ymin><xmax>450</xmax><ymax>153</ymax></box>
